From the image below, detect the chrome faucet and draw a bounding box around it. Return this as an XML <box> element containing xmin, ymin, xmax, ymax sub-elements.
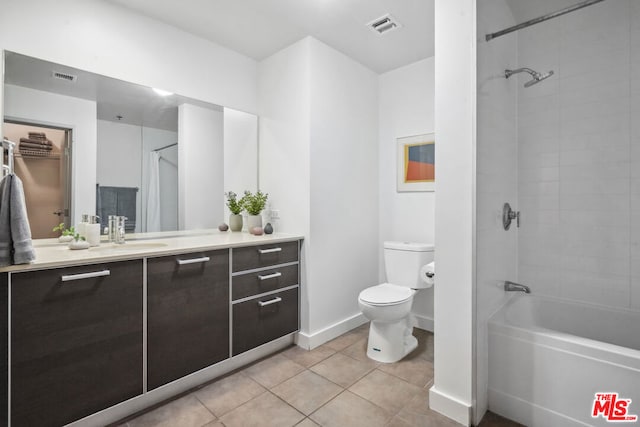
<box><xmin>504</xmin><ymin>281</ymin><xmax>531</xmax><ymax>293</ymax></box>
<box><xmin>108</xmin><ymin>215</ymin><xmax>128</xmax><ymax>244</ymax></box>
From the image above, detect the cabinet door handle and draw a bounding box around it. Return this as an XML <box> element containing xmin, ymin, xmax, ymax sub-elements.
<box><xmin>176</xmin><ymin>256</ymin><xmax>210</xmax><ymax>265</ymax></box>
<box><xmin>258</xmin><ymin>272</ymin><xmax>282</xmax><ymax>281</ymax></box>
<box><xmin>258</xmin><ymin>247</ymin><xmax>282</xmax><ymax>254</ymax></box>
<box><xmin>257</xmin><ymin>297</ymin><xmax>282</xmax><ymax>307</ymax></box>
<box><xmin>61</xmin><ymin>270</ymin><xmax>110</xmax><ymax>282</ymax></box>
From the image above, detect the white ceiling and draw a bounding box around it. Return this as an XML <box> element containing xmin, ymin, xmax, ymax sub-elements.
<box><xmin>106</xmin><ymin>0</ymin><xmax>435</xmax><ymax>74</ymax></box>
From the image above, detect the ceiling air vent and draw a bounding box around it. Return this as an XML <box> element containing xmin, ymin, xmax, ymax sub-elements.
<box><xmin>367</xmin><ymin>14</ymin><xmax>402</xmax><ymax>35</ymax></box>
<box><xmin>52</xmin><ymin>71</ymin><xmax>78</xmax><ymax>83</ymax></box>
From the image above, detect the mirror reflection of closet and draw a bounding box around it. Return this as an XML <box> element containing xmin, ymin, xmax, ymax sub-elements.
<box><xmin>2</xmin><ymin>120</ymin><xmax>71</xmax><ymax>239</ymax></box>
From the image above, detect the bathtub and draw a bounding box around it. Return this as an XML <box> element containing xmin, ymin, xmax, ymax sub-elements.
<box><xmin>488</xmin><ymin>294</ymin><xmax>640</xmax><ymax>427</ymax></box>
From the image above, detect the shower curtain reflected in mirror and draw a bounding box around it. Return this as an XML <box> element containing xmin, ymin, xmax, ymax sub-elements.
<box><xmin>146</xmin><ymin>151</ymin><xmax>161</xmax><ymax>232</ymax></box>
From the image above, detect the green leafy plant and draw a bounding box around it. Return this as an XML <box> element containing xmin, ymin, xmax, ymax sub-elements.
<box><xmin>53</xmin><ymin>223</ymin><xmax>75</xmax><ymax>236</ymax></box>
<box><xmin>72</xmin><ymin>233</ymin><xmax>86</xmax><ymax>242</ymax></box>
<box><xmin>225</xmin><ymin>191</ymin><xmax>244</xmax><ymax>215</ymax></box>
<box><xmin>243</xmin><ymin>190</ymin><xmax>269</xmax><ymax>215</ymax></box>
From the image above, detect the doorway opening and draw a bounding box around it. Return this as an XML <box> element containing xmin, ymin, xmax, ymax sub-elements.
<box><xmin>3</xmin><ymin>119</ymin><xmax>72</xmax><ymax>239</ymax></box>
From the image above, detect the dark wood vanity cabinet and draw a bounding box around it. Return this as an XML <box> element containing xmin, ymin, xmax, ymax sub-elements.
<box><xmin>232</xmin><ymin>242</ymin><xmax>300</xmax><ymax>356</ymax></box>
<box><xmin>0</xmin><ymin>273</ymin><xmax>7</xmax><ymax>425</ymax></box>
<box><xmin>10</xmin><ymin>260</ymin><xmax>143</xmax><ymax>427</ymax></box>
<box><xmin>147</xmin><ymin>250</ymin><xmax>229</xmax><ymax>390</ymax></box>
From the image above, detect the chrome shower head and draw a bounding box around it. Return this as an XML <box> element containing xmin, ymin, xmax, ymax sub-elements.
<box><xmin>505</xmin><ymin>67</ymin><xmax>554</xmax><ymax>88</ymax></box>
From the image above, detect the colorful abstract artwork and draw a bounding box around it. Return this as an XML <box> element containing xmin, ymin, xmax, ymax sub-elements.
<box><xmin>397</xmin><ymin>133</ymin><xmax>435</xmax><ymax>192</ymax></box>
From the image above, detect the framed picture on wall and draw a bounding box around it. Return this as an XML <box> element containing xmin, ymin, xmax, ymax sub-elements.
<box><xmin>397</xmin><ymin>133</ymin><xmax>435</xmax><ymax>192</ymax></box>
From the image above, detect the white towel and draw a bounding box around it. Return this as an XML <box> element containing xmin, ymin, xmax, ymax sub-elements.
<box><xmin>146</xmin><ymin>152</ymin><xmax>161</xmax><ymax>232</ymax></box>
<box><xmin>0</xmin><ymin>174</ymin><xmax>35</xmax><ymax>266</ymax></box>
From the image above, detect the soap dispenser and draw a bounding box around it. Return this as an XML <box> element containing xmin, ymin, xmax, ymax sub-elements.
<box><xmin>85</xmin><ymin>215</ymin><xmax>101</xmax><ymax>247</ymax></box>
<box><xmin>77</xmin><ymin>214</ymin><xmax>89</xmax><ymax>238</ymax></box>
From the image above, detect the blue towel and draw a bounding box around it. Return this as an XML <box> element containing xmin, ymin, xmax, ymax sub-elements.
<box><xmin>0</xmin><ymin>174</ymin><xmax>35</xmax><ymax>266</ymax></box>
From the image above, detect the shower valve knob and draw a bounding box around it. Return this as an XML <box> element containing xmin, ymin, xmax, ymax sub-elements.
<box><xmin>502</xmin><ymin>203</ymin><xmax>520</xmax><ymax>230</ymax></box>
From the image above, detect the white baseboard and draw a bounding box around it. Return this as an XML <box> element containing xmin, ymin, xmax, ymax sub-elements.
<box><xmin>429</xmin><ymin>385</ymin><xmax>472</xmax><ymax>426</ymax></box>
<box><xmin>295</xmin><ymin>313</ymin><xmax>367</xmax><ymax>350</ymax></box>
<box><xmin>413</xmin><ymin>313</ymin><xmax>434</xmax><ymax>332</ymax></box>
<box><xmin>488</xmin><ymin>388</ymin><xmax>587</xmax><ymax>427</ymax></box>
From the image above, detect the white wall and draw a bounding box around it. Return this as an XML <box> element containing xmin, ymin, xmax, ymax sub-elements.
<box><xmin>178</xmin><ymin>104</ymin><xmax>224</xmax><ymax>230</ymax></box>
<box><xmin>378</xmin><ymin>57</ymin><xmax>436</xmax><ymax>329</ymax></box>
<box><xmin>223</xmin><ymin>108</ymin><xmax>258</xmax><ymax>197</ymax></box>
<box><xmin>258</xmin><ymin>38</ymin><xmax>312</xmax><ymax>331</ymax></box>
<box><xmin>475</xmin><ymin>1</ymin><xmax>517</xmax><ymax>423</ymax></box>
<box><xmin>308</xmin><ymin>38</ymin><xmax>379</xmax><ymax>340</ymax></box>
<box><xmin>4</xmin><ymin>84</ymin><xmax>97</xmax><ymax>225</ymax></box>
<box><xmin>0</xmin><ymin>0</ymin><xmax>256</xmax><ymax>116</ymax></box>
<box><xmin>430</xmin><ymin>1</ymin><xmax>475</xmax><ymax>426</ymax></box>
<box><xmin>259</xmin><ymin>37</ymin><xmax>378</xmax><ymax>345</ymax></box>
<box><xmin>97</xmin><ymin>120</ymin><xmax>142</xmax><ymax>233</ymax></box>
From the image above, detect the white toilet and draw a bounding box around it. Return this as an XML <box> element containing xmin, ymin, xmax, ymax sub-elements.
<box><xmin>358</xmin><ymin>241</ymin><xmax>434</xmax><ymax>363</ymax></box>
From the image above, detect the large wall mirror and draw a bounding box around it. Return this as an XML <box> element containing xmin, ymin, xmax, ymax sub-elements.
<box><xmin>2</xmin><ymin>51</ymin><xmax>258</xmax><ymax>238</ymax></box>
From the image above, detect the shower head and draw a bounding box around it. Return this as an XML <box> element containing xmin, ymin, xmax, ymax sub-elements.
<box><xmin>505</xmin><ymin>67</ymin><xmax>554</xmax><ymax>88</ymax></box>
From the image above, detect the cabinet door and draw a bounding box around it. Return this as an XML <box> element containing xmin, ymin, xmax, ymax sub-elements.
<box><xmin>232</xmin><ymin>241</ymin><xmax>299</xmax><ymax>272</ymax></box>
<box><xmin>11</xmin><ymin>260</ymin><xmax>143</xmax><ymax>427</ymax></box>
<box><xmin>233</xmin><ymin>287</ymin><xmax>299</xmax><ymax>356</ymax></box>
<box><xmin>147</xmin><ymin>250</ymin><xmax>229</xmax><ymax>390</ymax></box>
<box><xmin>0</xmin><ymin>274</ymin><xmax>6</xmax><ymax>425</ymax></box>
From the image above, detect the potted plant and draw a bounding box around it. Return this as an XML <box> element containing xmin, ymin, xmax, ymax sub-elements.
<box><xmin>226</xmin><ymin>191</ymin><xmax>245</xmax><ymax>232</ymax></box>
<box><xmin>243</xmin><ymin>190</ymin><xmax>268</xmax><ymax>232</ymax></box>
<box><xmin>68</xmin><ymin>233</ymin><xmax>89</xmax><ymax>250</ymax></box>
<box><xmin>53</xmin><ymin>223</ymin><xmax>75</xmax><ymax>243</ymax></box>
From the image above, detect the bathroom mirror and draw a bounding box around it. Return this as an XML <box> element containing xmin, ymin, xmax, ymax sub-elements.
<box><xmin>2</xmin><ymin>51</ymin><xmax>258</xmax><ymax>238</ymax></box>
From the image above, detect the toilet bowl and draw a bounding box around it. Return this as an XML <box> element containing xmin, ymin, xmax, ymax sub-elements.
<box><xmin>358</xmin><ymin>242</ymin><xmax>434</xmax><ymax>363</ymax></box>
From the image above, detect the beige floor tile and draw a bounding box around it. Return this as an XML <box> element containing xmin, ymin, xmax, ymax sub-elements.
<box><xmin>413</xmin><ymin>328</ymin><xmax>434</xmax><ymax>362</ymax></box>
<box><xmin>243</xmin><ymin>353</ymin><xmax>306</xmax><ymax>388</ymax></box>
<box><xmin>194</xmin><ymin>371</ymin><xmax>266</xmax><ymax>416</ymax></box>
<box><xmin>394</xmin><ymin>388</ymin><xmax>460</xmax><ymax>427</ymax></box>
<box><xmin>323</xmin><ymin>331</ymin><xmax>363</xmax><ymax>351</ymax></box>
<box><xmin>272</xmin><ymin>370</ymin><xmax>343</xmax><ymax>415</ymax></box>
<box><xmin>127</xmin><ymin>395</ymin><xmax>215</xmax><ymax>427</ymax></box>
<box><xmin>310</xmin><ymin>352</ymin><xmax>377</xmax><ymax>388</ymax></box>
<box><xmin>309</xmin><ymin>390</ymin><xmax>391</xmax><ymax>427</ymax></box>
<box><xmin>201</xmin><ymin>422</ymin><xmax>225</xmax><ymax>427</ymax></box>
<box><xmin>296</xmin><ymin>418</ymin><xmax>319</xmax><ymax>426</ymax></box>
<box><xmin>349</xmin><ymin>369</ymin><xmax>422</xmax><ymax>414</ymax></box>
<box><xmin>353</xmin><ymin>322</ymin><xmax>370</xmax><ymax>336</ymax></box>
<box><xmin>378</xmin><ymin>355</ymin><xmax>434</xmax><ymax>387</ymax></box>
<box><xmin>386</xmin><ymin>416</ymin><xmax>414</xmax><ymax>427</ymax></box>
<box><xmin>220</xmin><ymin>392</ymin><xmax>305</xmax><ymax>427</ymax></box>
<box><xmin>340</xmin><ymin>337</ymin><xmax>372</xmax><ymax>362</ymax></box>
<box><xmin>281</xmin><ymin>343</ymin><xmax>336</xmax><ymax>367</ymax></box>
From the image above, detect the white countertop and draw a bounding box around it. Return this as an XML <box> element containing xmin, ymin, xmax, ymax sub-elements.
<box><xmin>1</xmin><ymin>230</ymin><xmax>303</xmax><ymax>273</ymax></box>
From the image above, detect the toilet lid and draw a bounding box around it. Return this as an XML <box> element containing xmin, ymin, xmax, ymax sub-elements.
<box><xmin>359</xmin><ymin>283</ymin><xmax>414</xmax><ymax>306</ymax></box>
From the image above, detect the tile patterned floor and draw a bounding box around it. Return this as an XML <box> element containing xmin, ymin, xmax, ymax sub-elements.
<box><xmin>115</xmin><ymin>325</ymin><xmax>520</xmax><ymax>427</ymax></box>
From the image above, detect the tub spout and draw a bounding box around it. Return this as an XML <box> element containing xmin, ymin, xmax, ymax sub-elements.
<box><xmin>504</xmin><ymin>281</ymin><xmax>531</xmax><ymax>293</ymax></box>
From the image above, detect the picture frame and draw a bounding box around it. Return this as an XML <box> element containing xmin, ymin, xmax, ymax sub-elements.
<box><xmin>397</xmin><ymin>133</ymin><xmax>435</xmax><ymax>192</ymax></box>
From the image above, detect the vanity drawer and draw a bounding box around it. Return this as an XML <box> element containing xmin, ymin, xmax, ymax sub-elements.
<box><xmin>232</xmin><ymin>287</ymin><xmax>299</xmax><ymax>356</ymax></box>
<box><xmin>10</xmin><ymin>260</ymin><xmax>143</xmax><ymax>427</ymax></box>
<box><xmin>232</xmin><ymin>241</ymin><xmax>299</xmax><ymax>272</ymax></box>
<box><xmin>232</xmin><ymin>264</ymin><xmax>299</xmax><ymax>301</ymax></box>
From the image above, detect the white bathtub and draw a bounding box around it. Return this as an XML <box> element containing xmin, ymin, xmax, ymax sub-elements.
<box><xmin>488</xmin><ymin>294</ymin><xmax>640</xmax><ymax>427</ymax></box>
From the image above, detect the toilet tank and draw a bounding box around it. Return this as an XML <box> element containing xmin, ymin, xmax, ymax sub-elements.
<box><xmin>384</xmin><ymin>241</ymin><xmax>435</xmax><ymax>289</ymax></box>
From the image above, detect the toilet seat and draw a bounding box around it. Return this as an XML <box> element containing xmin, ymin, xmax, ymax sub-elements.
<box><xmin>359</xmin><ymin>283</ymin><xmax>415</xmax><ymax>306</ymax></box>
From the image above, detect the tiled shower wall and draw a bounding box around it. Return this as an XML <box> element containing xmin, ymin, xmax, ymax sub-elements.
<box><xmin>516</xmin><ymin>0</ymin><xmax>640</xmax><ymax>310</ymax></box>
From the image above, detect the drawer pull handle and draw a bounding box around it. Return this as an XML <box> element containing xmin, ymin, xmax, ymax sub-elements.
<box><xmin>258</xmin><ymin>297</ymin><xmax>282</xmax><ymax>307</ymax></box>
<box><xmin>61</xmin><ymin>270</ymin><xmax>110</xmax><ymax>282</ymax></box>
<box><xmin>258</xmin><ymin>247</ymin><xmax>282</xmax><ymax>254</ymax></box>
<box><xmin>177</xmin><ymin>256</ymin><xmax>210</xmax><ymax>265</ymax></box>
<box><xmin>258</xmin><ymin>272</ymin><xmax>282</xmax><ymax>281</ymax></box>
